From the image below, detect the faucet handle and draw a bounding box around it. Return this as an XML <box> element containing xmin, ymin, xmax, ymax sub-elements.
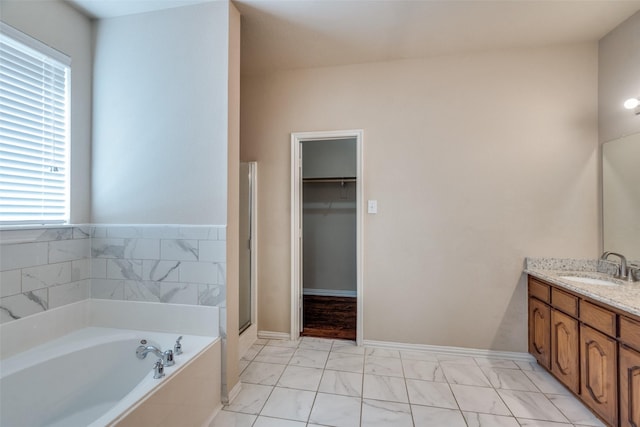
<box><xmin>628</xmin><ymin>263</ymin><xmax>640</xmax><ymax>282</ymax></box>
<box><xmin>153</xmin><ymin>359</ymin><xmax>165</xmax><ymax>379</ymax></box>
<box><xmin>174</xmin><ymin>336</ymin><xmax>183</xmax><ymax>355</ymax></box>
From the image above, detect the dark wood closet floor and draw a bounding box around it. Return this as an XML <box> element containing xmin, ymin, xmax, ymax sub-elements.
<box><xmin>302</xmin><ymin>295</ymin><xmax>356</xmax><ymax>341</ymax></box>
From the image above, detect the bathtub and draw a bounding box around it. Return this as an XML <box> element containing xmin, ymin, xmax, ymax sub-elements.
<box><xmin>0</xmin><ymin>300</ymin><xmax>222</xmax><ymax>427</ymax></box>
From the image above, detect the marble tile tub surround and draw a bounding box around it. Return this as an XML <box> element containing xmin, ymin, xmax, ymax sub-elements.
<box><xmin>0</xmin><ymin>226</ymin><xmax>91</xmax><ymax>324</ymax></box>
<box><xmin>0</xmin><ymin>224</ymin><xmax>226</xmax><ymax>324</ymax></box>
<box><xmin>211</xmin><ymin>337</ymin><xmax>605</xmax><ymax>427</ymax></box>
<box><xmin>524</xmin><ymin>257</ymin><xmax>640</xmax><ymax>318</ymax></box>
<box><xmin>90</xmin><ymin>224</ymin><xmax>226</xmax><ymax>308</ymax></box>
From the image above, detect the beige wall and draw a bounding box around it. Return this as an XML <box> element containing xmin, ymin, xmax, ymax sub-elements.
<box><xmin>1</xmin><ymin>0</ymin><xmax>93</xmax><ymax>223</ymax></box>
<box><xmin>241</xmin><ymin>44</ymin><xmax>600</xmax><ymax>351</ymax></box>
<box><xmin>599</xmin><ymin>10</ymin><xmax>640</xmax><ymax>143</ymax></box>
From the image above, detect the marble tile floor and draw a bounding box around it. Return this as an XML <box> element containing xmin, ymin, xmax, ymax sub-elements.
<box><xmin>209</xmin><ymin>337</ymin><xmax>605</xmax><ymax>427</ymax></box>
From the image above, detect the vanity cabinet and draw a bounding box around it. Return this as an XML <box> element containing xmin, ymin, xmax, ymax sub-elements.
<box><xmin>529</xmin><ymin>296</ymin><xmax>551</xmax><ymax>369</ymax></box>
<box><xmin>580</xmin><ymin>324</ymin><xmax>618</xmax><ymax>426</ymax></box>
<box><xmin>528</xmin><ymin>279</ymin><xmax>579</xmax><ymax>391</ymax></box>
<box><xmin>619</xmin><ymin>346</ymin><xmax>640</xmax><ymax>427</ymax></box>
<box><xmin>619</xmin><ymin>316</ymin><xmax>640</xmax><ymax>427</ymax></box>
<box><xmin>551</xmin><ymin>309</ymin><xmax>580</xmax><ymax>394</ymax></box>
<box><xmin>579</xmin><ymin>299</ymin><xmax>618</xmax><ymax>426</ymax></box>
<box><xmin>528</xmin><ymin>275</ymin><xmax>640</xmax><ymax>427</ymax></box>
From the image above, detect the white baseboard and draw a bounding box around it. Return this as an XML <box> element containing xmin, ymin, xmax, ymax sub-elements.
<box><xmin>255</xmin><ymin>331</ymin><xmax>533</xmax><ymax>362</ymax></box>
<box><xmin>362</xmin><ymin>339</ymin><xmax>535</xmax><ymax>362</ymax></box>
<box><xmin>258</xmin><ymin>330</ymin><xmax>291</xmax><ymax>340</ymax></box>
<box><xmin>303</xmin><ymin>288</ymin><xmax>357</xmax><ymax>297</ymax></box>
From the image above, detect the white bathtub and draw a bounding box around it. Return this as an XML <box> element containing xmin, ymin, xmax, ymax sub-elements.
<box><xmin>0</xmin><ymin>300</ymin><xmax>222</xmax><ymax>427</ymax></box>
<box><xmin>0</xmin><ymin>327</ymin><xmax>218</xmax><ymax>427</ymax></box>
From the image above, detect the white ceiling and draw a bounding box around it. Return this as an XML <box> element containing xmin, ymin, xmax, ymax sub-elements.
<box><xmin>68</xmin><ymin>0</ymin><xmax>640</xmax><ymax>74</ymax></box>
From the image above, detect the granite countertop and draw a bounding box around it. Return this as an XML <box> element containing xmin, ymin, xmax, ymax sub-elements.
<box><xmin>524</xmin><ymin>258</ymin><xmax>640</xmax><ymax>319</ymax></box>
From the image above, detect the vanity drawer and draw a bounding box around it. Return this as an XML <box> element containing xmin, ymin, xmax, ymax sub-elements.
<box><xmin>551</xmin><ymin>288</ymin><xmax>578</xmax><ymax>317</ymax></box>
<box><xmin>529</xmin><ymin>278</ymin><xmax>550</xmax><ymax>303</ymax></box>
<box><xmin>580</xmin><ymin>300</ymin><xmax>616</xmax><ymax>337</ymax></box>
<box><xmin>620</xmin><ymin>316</ymin><xmax>640</xmax><ymax>351</ymax></box>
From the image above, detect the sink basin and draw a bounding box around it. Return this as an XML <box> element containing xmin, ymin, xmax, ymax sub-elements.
<box><xmin>559</xmin><ymin>276</ymin><xmax>619</xmax><ymax>286</ymax></box>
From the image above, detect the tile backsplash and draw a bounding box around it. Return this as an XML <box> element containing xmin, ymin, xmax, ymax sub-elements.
<box><xmin>0</xmin><ymin>224</ymin><xmax>226</xmax><ymax>324</ymax></box>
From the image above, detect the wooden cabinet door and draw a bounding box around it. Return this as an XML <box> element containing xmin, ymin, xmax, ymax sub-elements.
<box><xmin>581</xmin><ymin>325</ymin><xmax>618</xmax><ymax>427</ymax></box>
<box><xmin>620</xmin><ymin>345</ymin><xmax>640</xmax><ymax>427</ymax></box>
<box><xmin>551</xmin><ymin>309</ymin><xmax>579</xmax><ymax>394</ymax></box>
<box><xmin>529</xmin><ymin>297</ymin><xmax>551</xmax><ymax>369</ymax></box>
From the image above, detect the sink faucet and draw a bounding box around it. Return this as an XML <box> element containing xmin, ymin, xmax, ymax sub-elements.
<box><xmin>600</xmin><ymin>252</ymin><xmax>629</xmax><ymax>280</ymax></box>
<box><xmin>136</xmin><ymin>344</ymin><xmax>175</xmax><ymax>366</ymax></box>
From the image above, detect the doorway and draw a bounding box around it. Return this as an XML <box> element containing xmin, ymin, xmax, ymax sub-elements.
<box><xmin>291</xmin><ymin>130</ymin><xmax>363</xmax><ymax>344</ymax></box>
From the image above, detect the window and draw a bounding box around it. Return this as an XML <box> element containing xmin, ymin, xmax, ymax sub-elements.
<box><xmin>0</xmin><ymin>22</ymin><xmax>71</xmax><ymax>225</ymax></box>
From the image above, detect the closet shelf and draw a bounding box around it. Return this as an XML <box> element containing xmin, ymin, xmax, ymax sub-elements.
<box><xmin>303</xmin><ymin>177</ymin><xmax>356</xmax><ymax>183</ymax></box>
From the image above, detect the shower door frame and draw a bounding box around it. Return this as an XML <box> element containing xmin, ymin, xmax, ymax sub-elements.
<box><xmin>290</xmin><ymin>129</ymin><xmax>364</xmax><ymax>345</ymax></box>
<box><xmin>239</xmin><ymin>162</ymin><xmax>258</xmax><ymax>350</ymax></box>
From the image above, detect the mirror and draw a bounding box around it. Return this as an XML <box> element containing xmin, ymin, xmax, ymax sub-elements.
<box><xmin>602</xmin><ymin>132</ymin><xmax>640</xmax><ymax>263</ymax></box>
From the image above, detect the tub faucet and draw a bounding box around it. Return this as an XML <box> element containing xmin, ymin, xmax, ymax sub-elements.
<box><xmin>136</xmin><ymin>345</ymin><xmax>175</xmax><ymax>367</ymax></box>
<box><xmin>600</xmin><ymin>252</ymin><xmax>630</xmax><ymax>280</ymax></box>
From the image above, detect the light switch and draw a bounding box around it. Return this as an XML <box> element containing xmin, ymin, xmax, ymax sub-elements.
<box><xmin>368</xmin><ymin>200</ymin><xmax>378</xmax><ymax>214</ymax></box>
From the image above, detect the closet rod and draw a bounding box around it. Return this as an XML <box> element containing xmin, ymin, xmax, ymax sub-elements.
<box><xmin>302</xmin><ymin>177</ymin><xmax>356</xmax><ymax>183</ymax></box>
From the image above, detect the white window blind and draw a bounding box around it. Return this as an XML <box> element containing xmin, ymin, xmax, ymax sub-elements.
<box><xmin>0</xmin><ymin>22</ymin><xmax>71</xmax><ymax>225</ymax></box>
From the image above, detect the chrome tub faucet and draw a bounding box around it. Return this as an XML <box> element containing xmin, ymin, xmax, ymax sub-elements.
<box><xmin>136</xmin><ymin>343</ymin><xmax>175</xmax><ymax>367</ymax></box>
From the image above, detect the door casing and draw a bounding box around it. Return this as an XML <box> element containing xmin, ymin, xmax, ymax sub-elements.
<box><xmin>290</xmin><ymin>129</ymin><xmax>364</xmax><ymax>345</ymax></box>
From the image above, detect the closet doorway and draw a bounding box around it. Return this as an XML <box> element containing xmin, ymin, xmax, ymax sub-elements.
<box><xmin>291</xmin><ymin>130</ymin><xmax>363</xmax><ymax>344</ymax></box>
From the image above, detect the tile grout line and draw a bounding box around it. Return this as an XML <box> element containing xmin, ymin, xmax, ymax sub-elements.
<box><xmin>437</xmin><ymin>359</ymin><xmax>480</xmax><ymax>426</ymax></box>
<box><xmin>398</xmin><ymin>350</ymin><xmax>417</xmax><ymax>427</ymax></box>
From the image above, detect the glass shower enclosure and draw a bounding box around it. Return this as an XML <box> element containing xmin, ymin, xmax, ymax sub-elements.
<box><xmin>239</xmin><ymin>162</ymin><xmax>256</xmax><ymax>334</ymax></box>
